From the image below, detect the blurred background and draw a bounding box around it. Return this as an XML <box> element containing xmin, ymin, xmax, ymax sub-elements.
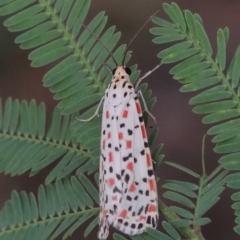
<box><xmin>0</xmin><ymin>0</ymin><xmax>239</xmax><ymax>239</ymax></box>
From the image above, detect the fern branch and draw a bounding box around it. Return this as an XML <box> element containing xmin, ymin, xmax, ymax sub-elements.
<box><xmin>0</xmin><ymin>176</ymin><xmax>99</xmax><ymax>239</ymax></box>
<box><xmin>0</xmin><ymin>98</ymin><xmax>101</xmax><ymax>183</ymax></box>
<box><xmin>151</xmin><ymin>2</ymin><xmax>240</xmax><ymax>235</ymax></box>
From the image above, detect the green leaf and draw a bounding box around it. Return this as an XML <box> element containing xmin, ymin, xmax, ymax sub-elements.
<box><xmin>162</xmin><ymin>48</ymin><xmax>200</xmax><ymax>64</ymax></box>
<box><xmin>212</xmin><ymin>127</ymin><xmax>240</xmax><ymax>144</ymax></box>
<box><xmin>0</xmin><ymin>0</ymin><xmax>36</xmax><ymax>16</ymax></box>
<box><xmin>226</xmin><ymin>173</ymin><xmax>240</xmax><ymax>189</ymax></box>
<box><xmin>217</xmin><ymin>29</ymin><xmax>226</xmax><ymax>70</ymax></box>
<box><xmin>163</xmin><ymin>3</ymin><xmax>178</xmax><ymax>24</ymax></box>
<box><xmin>151</xmin><ymin>16</ymin><xmax>176</xmax><ymax>28</ymax></box>
<box><xmin>163</xmin><ymin>191</ymin><xmax>195</xmax><ymax>208</ymax></box>
<box><xmin>113</xmin><ymin>233</ymin><xmax>128</xmax><ymax>240</ymax></box>
<box><xmin>180</xmin><ymin>68</ymin><xmax>216</xmax><ymax>84</ymax></box>
<box><xmin>171</xmin><ymin>2</ymin><xmax>186</xmax><ymax>31</ymax></box>
<box><xmin>232</xmin><ymin>192</ymin><xmax>240</xmax><ymax>201</ymax></box>
<box><xmin>195</xmin><ymin>197</ymin><xmax>220</xmax><ymax>217</ymax></box>
<box><xmin>152</xmin><ymin>34</ymin><xmax>186</xmax><ymax>44</ymax></box>
<box><xmin>84</xmin><ymin>216</ymin><xmax>98</xmax><ymax>238</ymax></box>
<box><xmin>232</xmin><ymin>46</ymin><xmax>240</xmax><ymax>88</ymax></box>
<box><xmin>180</xmin><ymin>76</ymin><xmax>221</xmax><ymax>92</ymax></box>
<box><xmin>169</xmin><ymin>206</ymin><xmax>193</xmax><ymax>219</ymax></box>
<box><xmin>170</xmin><ymin>54</ymin><xmax>205</xmax><ymax>75</ymax></box>
<box><xmin>190</xmin><ymin>91</ymin><xmax>232</xmax><ymax>105</ymax></box>
<box><xmin>162</xmin><ymin>221</ymin><xmax>181</xmax><ymax>240</ymax></box>
<box><xmin>208</xmin><ymin>119</ymin><xmax>240</xmax><ymax>135</ymax></box>
<box><xmin>157</xmin><ymin>41</ymin><xmax>192</xmax><ymax>59</ymax></box>
<box><xmin>170</xmin><ymin>219</ymin><xmax>192</xmax><ymax>228</ymax></box>
<box><xmin>146</xmin><ymin>227</ymin><xmax>173</xmax><ymax>240</ymax></box>
<box><xmin>162</xmin><ymin>182</ymin><xmax>197</xmax><ymax>198</ymax></box>
<box><xmin>202</xmin><ymin>109</ymin><xmax>240</xmax><ymax>124</ymax></box>
<box><xmin>192</xmin><ymin>100</ymin><xmax>237</xmax><ymax>114</ymax></box>
<box><xmin>164</xmin><ymin>161</ymin><xmax>200</xmax><ymax>178</ymax></box>
<box><xmin>4</xmin><ymin>4</ymin><xmax>44</xmax><ymax>27</ymax></box>
<box><xmin>164</xmin><ymin>180</ymin><xmax>198</xmax><ymax>190</ymax></box>
<box><xmin>175</xmin><ymin>61</ymin><xmax>212</xmax><ymax>80</ymax></box>
<box><xmin>194</xmin><ymin>217</ymin><xmax>211</xmax><ymax>226</ymax></box>
<box><xmin>194</xmin><ymin>20</ymin><xmax>213</xmax><ymax>56</ymax></box>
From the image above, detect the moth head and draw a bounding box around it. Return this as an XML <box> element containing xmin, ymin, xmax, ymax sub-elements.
<box><xmin>112</xmin><ymin>66</ymin><xmax>131</xmax><ymax>76</ymax></box>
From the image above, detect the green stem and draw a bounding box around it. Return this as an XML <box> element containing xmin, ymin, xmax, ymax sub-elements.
<box><xmin>159</xmin><ymin>200</ymin><xmax>206</xmax><ymax>240</ymax></box>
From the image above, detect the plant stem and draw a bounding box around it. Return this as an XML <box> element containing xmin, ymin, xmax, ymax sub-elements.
<box><xmin>159</xmin><ymin>200</ymin><xmax>206</xmax><ymax>240</ymax></box>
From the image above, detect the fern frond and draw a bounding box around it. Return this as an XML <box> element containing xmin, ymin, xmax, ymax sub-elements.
<box><xmin>0</xmin><ymin>0</ymin><xmax>163</xmax><ymax>168</ymax></box>
<box><xmin>0</xmin><ymin>176</ymin><xmax>98</xmax><ymax>239</ymax></box>
<box><xmin>0</xmin><ymin>98</ymin><xmax>100</xmax><ymax>183</ymax></box>
<box><xmin>0</xmin><ymin>0</ymin><xmax>123</xmax><ymax>116</ymax></box>
<box><xmin>151</xmin><ymin>2</ymin><xmax>240</xmax><ymax>165</ymax></box>
<box><xmin>151</xmin><ymin>2</ymin><xmax>240</xmax><ymax>234</ymax></box>
<box><xmin>162</xmin><ymin>161</ymin><xmax>227</xmax><ymax>228</ymax></box>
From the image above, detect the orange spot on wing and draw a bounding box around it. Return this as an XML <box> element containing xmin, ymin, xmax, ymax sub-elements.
<box><xmin>126</xmin><ymin>140</ymin><xmax>132</xmax><ymax>149</ymax></box>
<box><xmin>127</xmin><ymin>162</ymin><xmax>134</xmax><ymax>172</ymax></box>
<box><xmin>109</xmin><ymin>152</ymin><xmax>113</xmax><ymax>162</ymax></box>
<box><xmin>107</xmin><ymin>132</ymin><xmax>111</xmax><ymax>139</ymax></box>
<box><xmin>122</xmin><ymin>110</ymin><xmax>128</xmax><ymax>118</ymax></box>
<box><xmin>120</xmin><ymin>210</ymin><xmax>127</xmax><ymax>218</ymax></box>
<box><xmin>149</xmin><ymin>179</ymin><xmax>155</xmax><ymax>191</ymax></box>
<box><xmin>102</xmin><ymin>140</ymin><xmax>105</xmax><ymax>150</ymax></box>
<box><xmin>146</xmin><ymin>153</ymin><xmax>152</xmax><ymax>167</ymax></box>
<box><xmin>148</xmin><ymin>204</ymin><xmax>157</xmax><ymax>212</ymax></box>
<box><xmin>108</xmin><ymin>178</ymin><xmax>115</xmax><ymax>187</ymax></box>
<box><xmin>141</xmin><ymin>125</ymin><xmax>147</xmax><ymax>138</ymax></box>
<box><xmin>129</xmin><ymin>183</ymin><xmax>136</xmax><ymax>192</ymax></box>
<box><xmin>136</xmin><ymin>102</ymin><xmax>142</xmax><ymax>114</ymax></box>
<box><xmin>118</xmin><ymin>132</ymin><xmax>123</xmax><ymax>139</ymax></box>
<box><xmin>106</xmin><ymin>111</ymin><xmax>109</xmax><ymax>118</ymax></box>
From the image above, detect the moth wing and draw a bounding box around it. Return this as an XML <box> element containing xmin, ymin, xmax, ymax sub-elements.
<box><xmin>112</xmin><ymin>95</ymin><xmax>158</xmax><ymax>235</ymax></box>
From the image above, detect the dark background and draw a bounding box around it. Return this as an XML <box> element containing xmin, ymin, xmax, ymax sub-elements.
<box><xmin>0</xmin><ymin>0</ymin><xmax>239</xmax><ymax>239</ymax></box>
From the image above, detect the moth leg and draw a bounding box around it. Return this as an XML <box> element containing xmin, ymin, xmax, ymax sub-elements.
<box><xmin>76</xmin><ymin>96</ymin><xmax>105</xmax><ymax>122</ymax></box>
<box><xmin>135</xmin><ymin>62</ymin><xmax>162</xmax><ymax>90</ymax></box>
<box><xmin>137</xmin><ymin>90</ymin><xmax>156</xmax><ymax>123</ymax></box>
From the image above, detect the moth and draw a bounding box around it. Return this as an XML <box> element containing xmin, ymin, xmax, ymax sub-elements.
<box><xmin>78</xmin><ymin>13</ymin><xmax>161</xmax><ymax>239</ymax></box>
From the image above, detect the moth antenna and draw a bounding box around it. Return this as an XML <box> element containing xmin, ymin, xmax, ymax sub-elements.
<box><xmin>103</xmin><ymin>63</ymin><xmax>113</xmax><ymax>75</ymax></box>
<box><xmin>122</xmin><ymin>10</ymin><xmax>160</xmax><ymax>66</ymax></box>
<box><xmin>81</xmin><ymin>23</ymin><xmax>118</xmax><ymax>66</ymax></box>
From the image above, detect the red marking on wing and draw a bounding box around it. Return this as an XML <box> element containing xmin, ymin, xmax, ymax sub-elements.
<box><xmin>141</xmin><ymin>125</ymin><xmax>147</xmax><ymax>138</ymax></box>
<box><xmin>102</xmin><ymin>140</ymin><xmax>105</xmax><ymax>150</ymax></box>
<box><xmin>136</xmin><ymin>102</ymin><xmax>142</xmax><ymax>114</ymax></box>
<box><xmin>126</xmin><ymin>140</ymin><xmax>132</xmax><ymax>149</ymax></box>
<box><xmin>118</xmin><ymin>132</ymin><xmax>123</xmax><ymax>139</ymax></box>
<box><xmin>119</xmin><ymin>210</ymin><xmax>127</xmax><ymax>218</ymax></box>
<box><xmin>129</xmin><ymin>183</ymin><xmax>136</xmax><ymax>192</ymax></box>
<box><xmin>107</xmin><ymin>132</ymin><xmax>111</xmax><ymax>139</ymax></box>
<box><xmin>127</xmin><ymin>162</ymin><xmax>134</xmax><ymax>171</ymax></box>
<box><xmin>108</xmin><ymin>178</ymin><xmax>115</xmax><ymax>187</ymax></box>
<box><xmin>148</xmin><ymin>204</ymin><xmax>157</xmax><ymax>212</ymax></box>
<box><xmin>146</xmin><ymin>153</ymin><xmax>152</xmax><ymax>167</ymax></box>
<box><xmin>112</xmin><ymin>196</ymin><xmax>117</xmax><ymax>201</ymax></box>
<box><xmin>104</xmin><ymin>209</ymin><xmax>109</xmax><ymax>215</ymax></box>
<box><xmin>109</xmin><ymin>152</ymin><xmax>113</xmax><ymax>162</ymax></box>
<box><xmin>149</xmin><ymin>179</ymin><xmax>155</xmax><ymax>191</ymax></box>
<box><xmin>139</xmin><ymin>215</ymin><xmax>146</xmax><ymax>221</ymax></box>
<box><xmin>122</xmin><ymin>110</ymin><xmax>128</xmax><ymax>118</ymax></box>
<box><xmin>106</xmin><ymin>111</ymin><xmax>110</xmax><ymax>118</ymax></box>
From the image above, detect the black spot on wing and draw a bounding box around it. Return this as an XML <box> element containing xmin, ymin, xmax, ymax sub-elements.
<box><xmin>128</xmin><ymin>129</ymin><xmax>133</xmax><ymax>135</ymax></box>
